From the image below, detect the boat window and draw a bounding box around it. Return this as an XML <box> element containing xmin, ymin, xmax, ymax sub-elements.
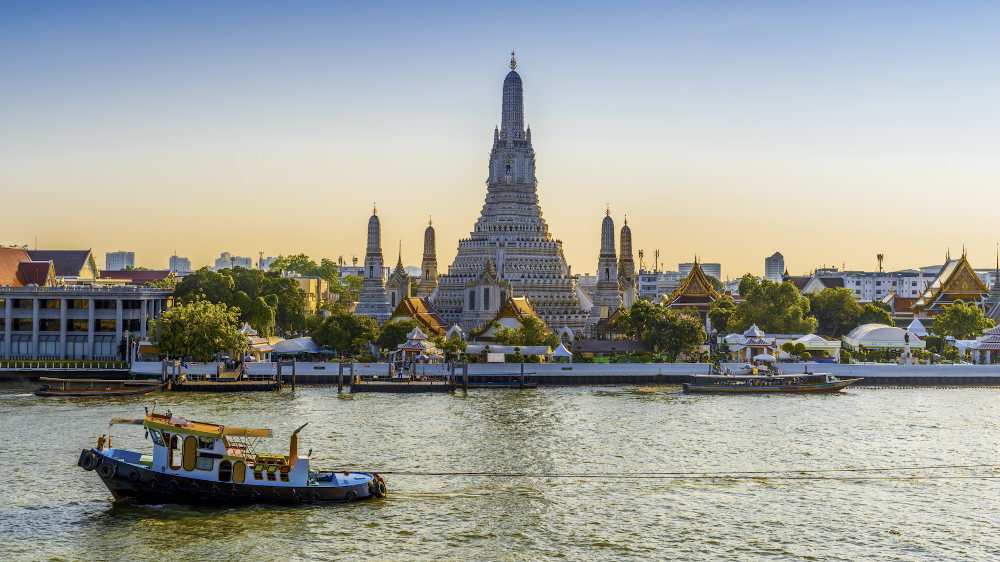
<box><xmin>218</xmin><ymin>460</ymin><xmax>232</xmax><ymax>482</ymax></box>
<box><xmin>195</xmin><ymin>456</ymin><xmax>214</xmax><ymax>471</ymax></box>
<box><xmin>197</xmin><ymin>437</ymin><xmax>215</xmax><ymax>450</ymax></box>
<box><xmin>148</xmin><ymin>429</ymin><xmax>165</xmax><ymax>446</ymax></box>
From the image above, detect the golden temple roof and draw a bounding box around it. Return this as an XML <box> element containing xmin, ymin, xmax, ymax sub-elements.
<box><xmin>913</xmin><ymin>255</ymin><xmax>989</xmax><ymax>311</ymax></box>
<box><xmin>663</xmin><ymin>262</ymin><xmax>721</xmax><ymax>306</ymax></box>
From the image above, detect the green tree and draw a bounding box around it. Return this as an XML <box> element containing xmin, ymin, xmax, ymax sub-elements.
<box><xmin>730</xmin><ymin>275</ymin><xmax>817</xmax><ymax>334</ymax></box>
<box><xmin>924</xmin><ymin>335</ymin><xmax>945</xmax><ymax>355</ymax></box>
<box><xmin>149</xmin><ymin>299</ymin><xmax>246</xmax><ymax>360</ymax></box>
<box><xmin>174</xmin><ymin>267</ymin><xmax>307</xmax><ymax>335</ymax></box>
<box><xmin>613</xmin><ymin>300</ymin><xmax>663</xmax><ymax>342</ymax></box>
<box><xmin>859</xmin><ymin>303</ymin><xmax>894</xmax><ymax>326</ymax></box>
<box><xmin>706</xmin><ymin>275</ymin><xmax>725</xmax><ymax>293</ymax></box>
<box><xmin>435</xmin><ymin>335</ymin><xmax>467</xmax><ymax>361</ymax></box>
<box><xmin>932</xmin><ymin>300</ymin><xmax>994</xmax><ymax>340</ymax></box>
<box><xmin>492</xmin><ymin>316</ymin><xmax>559</xmax><ymax>348</ymax></box>
<box><xmin>707</xmin><ymin>296</ymin><xmax>737</xmax><ymax>333</ymax></box>
<box><xmin>646</xmin><ymin>309</ymin><xmax>707</xmax><ymax>362</ymax></box>
<box><xmin>310</xmin><ymin>311</ymin><xmax>380</xmax><ymax>357</ymax></box>
<box><xmin>808</xmin><ymin>287</ymin><xmax>862</xmax><ymax>337</ymax></box>
<box><xmin>376</xmin><ymin>319</ymin><xmax>418</xmax><ymax>351</ymax></box>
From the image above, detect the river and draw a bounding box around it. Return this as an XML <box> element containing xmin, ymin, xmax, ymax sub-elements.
<box><xmin>1</xmin><ymin>382</ymin><xmax>997</xmax><ymax>560</ymax></box>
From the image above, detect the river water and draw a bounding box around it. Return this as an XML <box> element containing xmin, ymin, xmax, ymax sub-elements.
<box><xmin>1</xmin><ymin>382</ymin><xmax>998</xmax><ymax>561</ymax></box>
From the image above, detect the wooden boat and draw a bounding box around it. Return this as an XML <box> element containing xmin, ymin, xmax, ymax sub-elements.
<box><xmin>34</xmin><ymin>378</ymin><xmax>163</xmax><ymax>397</ymax></box>
<box><xmin>77</xmin><ymin>410</ymin><xmax>386</xmax><ymax>505</ymax></box>
<box><xmin>683</xmin><ymin>373</ymin><xmax>861</xmax><ymax>394</ymax></box>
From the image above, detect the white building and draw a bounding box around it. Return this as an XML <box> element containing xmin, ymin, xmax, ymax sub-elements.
<box><xmin>213</xmin><ymin>252</ymin><xmax>252</xmax><ymax>271</ymax></box>
<box><xmin>679</xmin><ymin>262</ymin><xmax>721</xmax><ymax>280</ymax></box>
<box><xmin>765</xmin><ymin>252</ymin><xmax>784</xmax><ymax>282</ymax></box>
<box><xmin>258</xmin><ymin>256</ymin><xmax>277</xmax><ymax>271</ymax></box>
<box><xmin>168</xmin><ymin>255</ymin><xmax>192</xmax><ymax>274</ymax></box>
<box><xmin>105</xmin><ymin>251</ymin><xmax>135</xmax><ymax>271</ymax></box>
<box><xmin>637</xmin><ymin>269</ymin><xmax>682</xmax><ymax>301</ymax></box>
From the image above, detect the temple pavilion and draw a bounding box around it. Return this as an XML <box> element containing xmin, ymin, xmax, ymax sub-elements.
<box><xmin>388</xmin><ymin>296</ymin><xmax>449</xmax><ymax>338</ymax></box>
<box><xmin>970</xmin><ymin>325</ymin><xmax>1000</xmax><ymax>364</ymax></box>
<box><xmin>657</xmin><ymin>261</ymin><xmax>723</xmax><ymax>318</ymax></box>
<box><xmin>911</xmin><ymin>253</ymin><xmax>990</xmax><ymax>324</ymax></box>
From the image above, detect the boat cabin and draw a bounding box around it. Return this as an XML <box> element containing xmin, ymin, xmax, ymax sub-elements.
<box><xmin>689</xmin><ymin>373</ymin><xmax>841</xmax><ymax>387</ymax></box>
<box><xmin>106</xmin><ymin>412</ymin><xmax>310</xmax><ymax>487</ymax></box>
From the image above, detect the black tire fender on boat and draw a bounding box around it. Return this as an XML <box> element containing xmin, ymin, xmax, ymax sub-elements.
<box><xmin>81</xmin><ymin>452</ymin><xmax>100</xmax><ymax>471</ymax></box>
<box><xmin>128</xmin><ymin>470</ymin><xmax>141</xmax><ymax>483</ymax></box>
<box><xmin>210</xmin><ymin>485</ymin><xmax>221</xmax><ymax>497</ymax></box>
<box><xmin>77</xmin><ymin>449</ymin><xmax>91</xmax><ymax>468</ymax></box>
<box><xmin>167</xmin><ymin>479</ymin><xmax>179</xmax><ymax>492</ymax></box>
<box><xmin>375</xmin><ymin>480</ymin><xmax>387</xmax><ymax>498</ymax></box>
<box><xmin>148</xmin><ymin>477</ymin><xmax>159</xmax><ymax>489</ymax></box>
<box><xmin>189</xmin><ymin>482</ymin><xmax>199</xmax><ymax>493</ymax></box>
<box><xmin>229</xmin><ymin>486</ymin><xmax>240</xmax><ymax>498</ymax></box>
<box><xmin>97</xmin><ymin>462</ymin><xmax>117</xmax><ymax>480</ymax></box>
<box><xmin>310</xmin><ymin>491</ymin><xmax>321</xmax><ymax>502</ymax></box>
<box><xmin>346</xmin><ymin>490</ymin><xmax>358</xmax><ymax>501</ymax></box>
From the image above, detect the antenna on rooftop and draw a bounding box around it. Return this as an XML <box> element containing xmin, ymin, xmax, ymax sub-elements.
<box><xmin>877</xmin><ymin>253</ymin><xmax>884</xmax><ymax>273</ymax></box>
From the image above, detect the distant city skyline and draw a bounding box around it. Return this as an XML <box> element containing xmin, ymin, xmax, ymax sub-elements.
<box><xmin>4</xmin><ymin>2</ymin><xmax>1000</xmax><ymax>276</ymax></box>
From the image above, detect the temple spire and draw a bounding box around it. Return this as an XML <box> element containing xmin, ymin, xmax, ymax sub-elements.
<box><xmin>510</xmin><ymin>50</ymin><xmax>516</xmax><ymax>70</ymax></box>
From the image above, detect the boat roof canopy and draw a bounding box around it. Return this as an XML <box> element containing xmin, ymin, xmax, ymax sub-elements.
<box><xmin>143</xmin><ymin>412</ymin><xmax>272</xmax><ymax>438</ymax></box>
<box><xmin>109</xmin><ymin>418</ymin><xmax>145</xmax><ymax>425</ymax></box>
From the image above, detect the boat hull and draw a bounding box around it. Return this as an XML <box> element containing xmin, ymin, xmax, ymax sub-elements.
<box><xmin>79</xmin><ymin>448</ymin><xmax>381</xmax><ymax>505</ymax></box>
<box><xmin>682</xmin><ymin>378</ymin><xmax>861</xmax><ymax>394</ymax></box>
<box><xmin>35</xmin><ymin>384</ymin><xmax>164</xmax><ymax>397</ymax></box>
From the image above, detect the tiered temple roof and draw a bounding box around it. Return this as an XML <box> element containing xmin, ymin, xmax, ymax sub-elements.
<box><xmin>658</xmin><ymin>262</ymin><xmax>722</xmax><ymax>313</ymax></box>
<box><xmin>912</xmin><ymin>254</ymin><xmax>989</xmax><ymax>317</ymax></box>
<box><xmin>389</xmin><ymin>296</ymin><xmax>449</xmax><ymax>337</ymax></box>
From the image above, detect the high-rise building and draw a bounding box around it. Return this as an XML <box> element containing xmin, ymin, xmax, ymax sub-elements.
<box><xmin>168</xmin><ymin>255</ymin><xmax>192</xmax><ymax>273</ymax></box>
<box><xmin>679</xmin><ymin>262</ymin><xmax>721</xmax><ymax>280</ymax></box>
<box><xmin>765</xmin><ymin>252</ymin><xmax>784</xmax><ymax>282</ymax></box>
<box><xmin>105</xmin><ymin>251</ymin><xmax>135</xmax><ymax>271</ymax></box>
<box><xmin>213</xmin><ymin>252</ymin><xmax>252</xmax><ymax>271</ymax></box>
<box><xmin>431</xmin><ymin>53</ymin><xmax>591</xmax><ymax>335</ymax></box>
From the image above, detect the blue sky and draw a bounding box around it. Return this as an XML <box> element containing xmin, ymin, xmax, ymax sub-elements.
<box><xmin>3</xmin><ymin>1</ymin><xmax>999</xmax><ymax>275</ymax></box>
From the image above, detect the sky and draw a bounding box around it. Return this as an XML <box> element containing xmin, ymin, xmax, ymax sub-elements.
<box><xmin>3</xmin><ymin>1</ymin><xmax>1000</xmax><ymax>278</ymax></box>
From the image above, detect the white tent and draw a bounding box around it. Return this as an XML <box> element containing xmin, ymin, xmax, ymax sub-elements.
<box><xmin>907</xmin><ymin>319</ymin><xmax>928</xmax><ymax>337</ymax></box>
<box><xmin>552</xmin><ymin>343</ymin><xmax>573</xmax><ymax>362</ymax></box>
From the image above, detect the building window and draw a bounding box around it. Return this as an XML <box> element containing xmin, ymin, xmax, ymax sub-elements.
<box><xmin>124</xmin><ymin>319</ymin><xmax>141</xmax><ymax>332</ymax></box>
<box><xmin>483</xmin><ymin>288</ymin><xmax>490</xmax><ymax>310</ymax></box>
<box><xmin>39</xmin><ymin>319</ymin><xmax>60</xmax><ymax>332</ymax></box>
<box><xmin>12</xmin><ymin>318</ymin><xmax>32</xmax><ymax>331</ymax></box>
<box><xmin>39</xmin><ymin>299</ymin><xmax>60</xmax><ymax>309</ymax></box>
<box><xmin>94</xmin><ymin>300</ymin><xmax>116</xmax><ymax>309</ymax></box>
<box><xmin>38</xmin><ymin>334</ymin><xmax>59</xmax><ymax>356</ymax></box>
<box><xmin>469</xmin><ymin>290</ymin><xmax>476</xmax><ymax>311</ymax></box>
<box><xmin>121</xmin><ymin>300</ymin><xmax>141</xmax><ymax>310</ymax></box>
<box><xmin>96</xmin><ymin>319</ymin><xmax>116</xmax><ymax>332</ymax></box>
<box><xmin>67</xmin><ymin>300</ymin><xmax>89</xmax><ymax>309</ymax></box>
<box><xmin>15</xmin><ymin>300</ymin><xmax>32</xmax><ymax>309</ymax></box>
<box><xmin>67</xmin><ymin>320</ymin><xmax>88</xmax><ymax>332</ymax></box>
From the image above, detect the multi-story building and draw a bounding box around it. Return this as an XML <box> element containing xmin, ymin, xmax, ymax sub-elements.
<box><xmin>105</xmin><ymin>251</ymin><xmax>135</xmax><ymax>271</ymax></box>
<box><xmin>0</xmin><ymin>285</ymin><xmax>171</xmax><ymax>360</ymax></box>
<box><xmin>168</xmin><ymin>255</ymin><xmax>192</xmax><ymax>274</ymax></box>
<box><xmin>258</xmin><ymin>255</ymin><xmax>277</xmax><ymax>271</ymax></box>
<box><xmin>764</xmin><ymin>252</ymin><xmax>784</xmax><ymax>282</ymax></box>
<box><xmin>679</xmin><ymin>262</ymin><xmax>721</xmax><ymax>280</ymax></box>
<box><xmin>637</xmin><ymin>269</ymin><xmax>682</xmax><ymax>301</ymax></box>
<box><xmin>213</xmin><ymin>252</ymin><xmax>252</xmax><ymax>271</ymax></box>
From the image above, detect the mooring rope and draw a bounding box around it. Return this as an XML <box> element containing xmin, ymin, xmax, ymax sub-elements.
<box><xmin>359</xmin><ymin>463</ymin><xmax>999</xmax><ymax>480</ymax></box>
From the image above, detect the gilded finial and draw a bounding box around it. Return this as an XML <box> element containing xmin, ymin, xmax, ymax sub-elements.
<box><xmin>624</xmin><ymin>214</ymin><xmax>628</xmax><ymax>226</ymax></box>
<box><xmin>429</xmin><ymin>215</ymin><xmax>433</xmax><ymax>226</ymax></box>
<box><xmin>372</xmin><ymin>203</ymin><xmax>377</xmax><ymax>215</ymax></box>
<box><xmin>606</xmin><ymin>203</ymin><xmax>610</xmax><ymax>217</ymax></box>
<box><xmin>510</xmin><ymin>51</ymin><xmax>517</xmax><ymax>70</ymax></box>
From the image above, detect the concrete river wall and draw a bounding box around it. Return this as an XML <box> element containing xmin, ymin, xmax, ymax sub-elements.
<box><xmin>120</xmin><ymin>362</ymin><xmax>1000</xmax><ymax>387</ymax></box>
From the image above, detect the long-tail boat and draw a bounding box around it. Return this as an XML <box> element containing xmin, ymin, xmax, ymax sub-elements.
<box><xmin>683</xmin><ymin>373</ymin><xmax>861</xmax><ymax>394</ymax></box>
<box><xmin>34</xmin><ymin>378</ymin><xmax>163</xmax><ymax>397</ymax></box>
<box><xmin>77</xmin><ymin>409</ymin><xmax>386</xmax><ymax>504</ymax></box>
